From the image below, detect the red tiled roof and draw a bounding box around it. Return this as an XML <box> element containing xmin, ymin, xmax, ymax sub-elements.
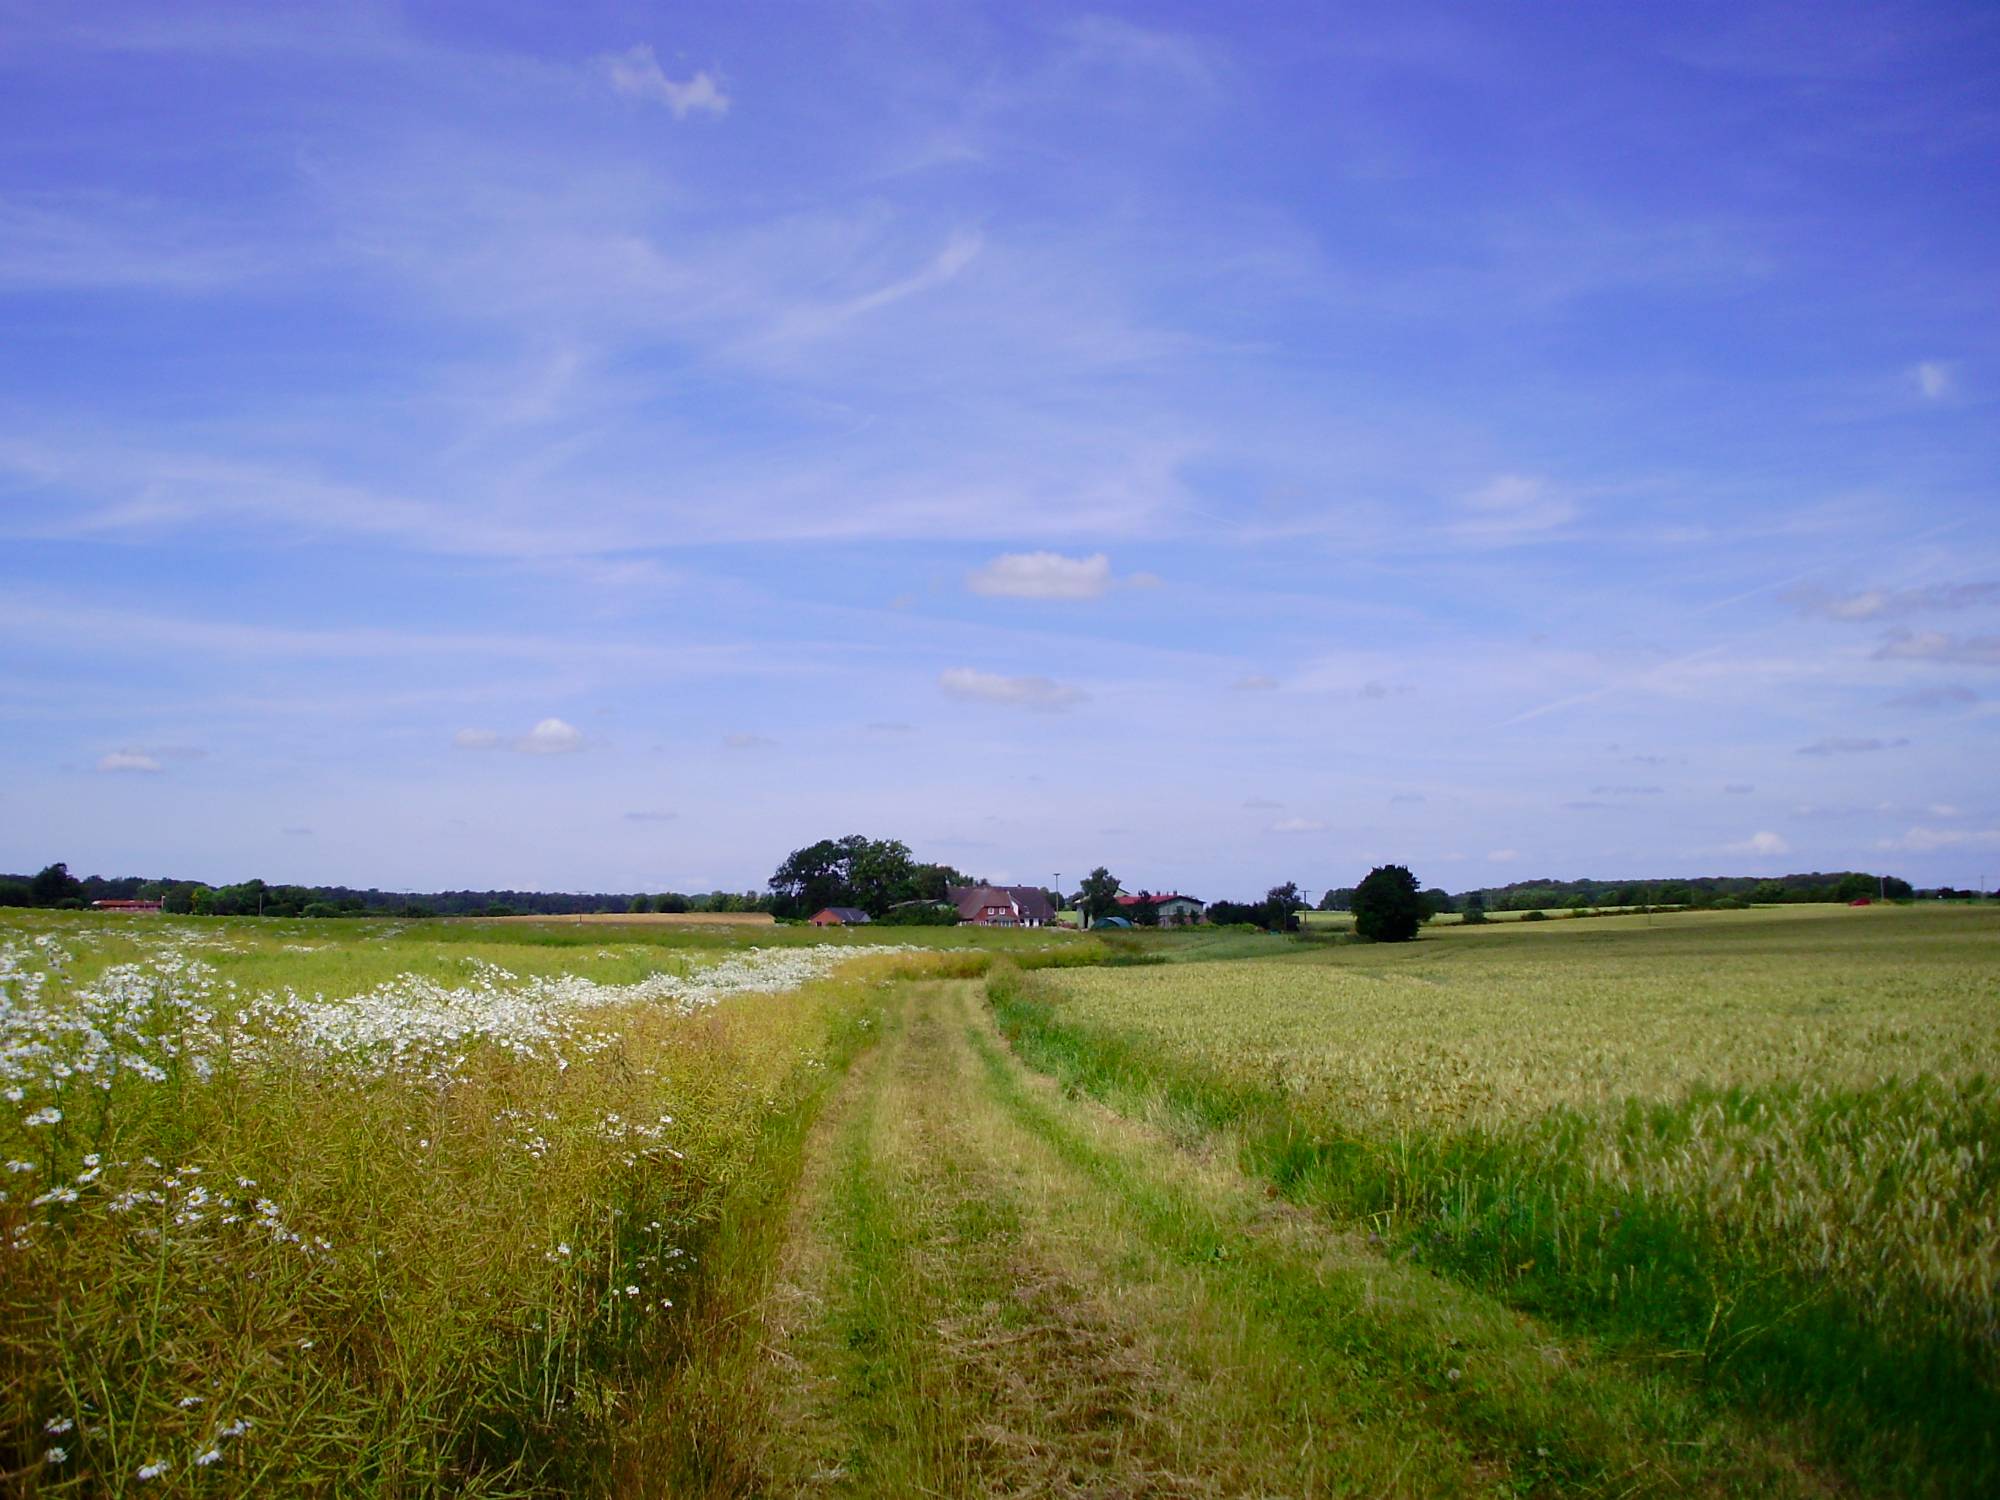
<box><xmin>945</xmin><ymin>885</ymin><xmax>1056</xmax><ymax>922</ymax></box>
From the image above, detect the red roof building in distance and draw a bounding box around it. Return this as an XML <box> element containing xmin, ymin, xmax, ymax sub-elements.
<box><xmin>808</xmin><ymin>906</ymin><xmax>872</xmax><ymax>926</ymax></box>
<box><xmin>946</xmin><ymin>885</ymin><xmax>1056</xmax><ymax>927</ymax></box>
<box><xmin>90</xmin><ymin>899</ymin><xmax>163</xmax><ymax>913</ymax></box>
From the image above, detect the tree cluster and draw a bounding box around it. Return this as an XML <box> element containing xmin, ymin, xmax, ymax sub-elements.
<box><xmin>0</xmin><ymin>862</ymin><xmax>778</xmax><ymax>919</ymax></box>
<box><xmin>1462</xmin><ymin>871</ymin><xmax>1915</xmax><ymax>911</ymax></box>
<box><xmin>766</xmin><ymin>835</ymin><xmax>974</xmax><ymax>920</ymax></box>
<box><xmin>1206</xmin><ymin>882</ymin><xmax>1303</xmax><ymax>933</ymax></box>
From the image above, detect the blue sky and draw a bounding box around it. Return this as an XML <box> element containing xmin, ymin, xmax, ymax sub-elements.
<box><xmin>3</xmin><ymin>0</ymin><xmax>1997</xmax><ymax>897</ymax></box>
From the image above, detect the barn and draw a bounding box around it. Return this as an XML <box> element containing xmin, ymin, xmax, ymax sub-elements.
<box><xmin>1116</xmin><ymin>892</ymin><xmax>1206</xmax><ymax>924</ymax></box>
<box><xmin>808</xmin><ymin>906</ymin><xmax>872</xmax><ymax>926</ymax></box>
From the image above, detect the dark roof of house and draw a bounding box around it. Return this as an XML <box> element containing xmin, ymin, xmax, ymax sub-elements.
<box><xmin>945</xmin><ymin>885</ymin><xmax>1056</xmax><ymax>922</ymax></box>
<box><xmin>1116</xmin><ymin>892</ymin><xmax>1202</xmax><ymax>906</ymax></box>
<box><xmin>813</xmin><ymin>906</ymin><xmax>872</xmax><ymax>923</ymax></box>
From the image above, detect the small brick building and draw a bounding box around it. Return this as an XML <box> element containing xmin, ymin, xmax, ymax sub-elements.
<box><xmin>808</xmin><ymin>906</ymin><xmax>872</xmax><ymax>926</ymax></box>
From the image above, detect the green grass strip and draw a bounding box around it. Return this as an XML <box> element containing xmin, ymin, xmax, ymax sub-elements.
<box><xmin>985</xmin><ymin>965</ymin><xmax>1999</xmax><ymax>1497</ymax></box>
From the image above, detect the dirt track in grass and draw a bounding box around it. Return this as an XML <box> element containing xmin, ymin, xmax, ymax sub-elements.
<box><xmin>722</xmin><ymin>980</ymin><xmax>1830</xmax><ymax>1499</ymax></box>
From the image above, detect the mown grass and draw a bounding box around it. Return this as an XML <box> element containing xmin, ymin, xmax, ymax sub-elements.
<box><xmin>988</xmin><ymin>906</ymin><xmax>2000</xmax><ymax>1495</ymax></box>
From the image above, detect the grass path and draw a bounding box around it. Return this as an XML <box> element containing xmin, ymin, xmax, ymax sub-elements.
<box><xmin>736</xmin><ymin>981</ymin><xmax>1835</xmax><ymax>1498</ymax></box>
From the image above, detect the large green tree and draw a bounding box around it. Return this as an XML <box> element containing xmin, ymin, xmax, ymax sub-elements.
<box><xmin>1260</xmin><ymin>882</ymin><xmax>1304</xmax><ymax>933</ymax></box>
<box><xmin>1078</xmin><ymin>867</ymin><xmax>1122</xmax><ymax>925</ymax></box>
<box><xmin>30</xmin><ymin>862</ymin><xmax>83</xmax><ymax>906</ymax></box>
<box><xmin>1352</xmin><ymin>864</ymin><xmax>1428</xmax><ymax>942</ymax></box>
<box><xmin>767</xmin><ymin>835</ymin><xmax>930</xmax><ymax>918</ymax></box>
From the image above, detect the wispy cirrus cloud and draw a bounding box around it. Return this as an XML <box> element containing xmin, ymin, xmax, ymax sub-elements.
<box><xmin>455</xmin><ymin>719</ymin><xmax>587</xmax><ymax>754</ymax></box>
<box><xmin>1887</xmin><ymin>684</ymin><xmax>1977</xmax><ymax>710</ymax></box>
<box><xmin>96</xmin><ymin>749</ymin><xmax>161</xmax><ymax>774</ymax></box>
<box><xmin>1878</xmin><ymin>826</ymin><xmax>2000</xmax><ymax>853</ymax></box>
<box><xmin>600</xmin><ymin>44</ymin><xmax>729</xmax><ymax>118</ymax></box>
<box><xmin>1873</xmin><ymin>631</ymin><xmax>2000</xmax><ymax>665</ymax></box>
<box><xmin>938</xmin><ymin>667</ymin><xmax>1087</xmax><ymax>711</ymax></box>
<box><xmin>1442</xmin><ymin>474</ymin><xmax>1577</xmax><ymax>547</ymax></box>
<box><xmin>1796</xmin><ymin>736</ymin><xmax>1909</xmax><ymax>756</ymax></box>
<box><xmin>1788</xmin><ymin>581</ymin><xmax>1999</xmax><ymax>621</ymax></box>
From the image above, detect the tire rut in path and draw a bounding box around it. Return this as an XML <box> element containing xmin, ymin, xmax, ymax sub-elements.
<box><xmin>752</xmin><ymin>981</ymin><xmax>1495</xmax><ymax>1498</ymax></box>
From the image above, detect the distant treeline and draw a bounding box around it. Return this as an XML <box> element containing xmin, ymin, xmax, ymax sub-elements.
<box><xmin>7</xmin><ymin>859</ymin><xmax>1982</xmax><ymax>923</ymax></box>
<box><xmin>1316</xmin><ymin>871</ymin><xmax>1941</xmax><ymax>913</ymax></box>
<box><xmin>0</xmin><ymin>864</ymin><xmax>772</xmax><ymax>919</ymax></box>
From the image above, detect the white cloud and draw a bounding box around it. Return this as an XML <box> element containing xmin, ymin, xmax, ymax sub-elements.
<box><xmin>967</xmin><ymin>551</ymin><xmax>1114</xmax><ymax>600</ymax></box>
<box><xmin>1878</xmin><ymin>826</ymin><xmax>2000</xmax><ymax>853</ymax></box>
<box><xmin>938</xmin><ymin>667</ymin><xmax>1087</xmax><ymax>712</ymax></box>
<box><xmin>97</xmin><ymin>750</ymin><xmax>161</xmax><ymax>774</ymax></box>
<box><xmin>1913</xmin><ymin>360</ymin><xmax>1953</xmax><ymax>399</ymax></box>
<box><xmin>1486</xmin><ymin>849</ymin><xmax>1518</xmax><ymax>862</ymax></box>
<box><xmin>622</xmin><ymin>810</ymin><xmax>677</xmax><ymax>823</ymax></box>
<box><xmin>453</xmin><ymin>728</ymin><xmax>500</xmax><ymax>750</ymax></box>
<box><xmin>1445</xmin><ymin>474</ymin><xmax>1578</xmax><ymax>546</ymax></box>
<box><xmin>1726</xmin><ymin>830</ymin><xmax>1790</xmax><ymax>856</ymax></box>
<box><xmin>1231</xmin><ymin>673</ymin><xmax>1279</xmax><ymax>692</ymax></box>
<box><xmin>723</xmin><ymin>732</ymin><xmax>776</xmax><ymax>750</ymax></box>
<box><xmin>601</xmin><ymin>45</ymin><xmax>729</xmax><ymax>118</ymax></box>
<box><xmin>1270</xmin><ymin>817</ymin><xmax>1326</xmax><ymax>833</ymax></box>
<box><xmin>517</xmin><ymin>718</ymin><xmax>585</xmax><ymax>755</ymax></box>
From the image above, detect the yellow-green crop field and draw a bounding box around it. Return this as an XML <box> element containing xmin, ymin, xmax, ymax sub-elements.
<box><xmin>994</xmin><ymin>903</ymin><xmax>2000</xmax><ymax>1489</ymax></box>
<box><xmin>0</xmin><ymin>912</ymin><xmax>984</xmax><ymax>1493</ymax></box>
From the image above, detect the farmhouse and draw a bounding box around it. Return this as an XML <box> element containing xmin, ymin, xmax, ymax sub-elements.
<box><xmin>90</xmin><ymin>899</ymin><xmax>163</xmax><ymax>913</ymax></box>
<box><xmin>1117</xmin><ymin>892</ymin><xmax>1206</xmax><ymax>924</ymax></box>
<box><xmin>947</xmin><ymin>885</ymin><xmax>1057</xmax><ymax>927</ymax></box>
<box><xmin>808</xmin><ymin>906</ymin><xmax>872</xmax><ymax>926</ymax></box>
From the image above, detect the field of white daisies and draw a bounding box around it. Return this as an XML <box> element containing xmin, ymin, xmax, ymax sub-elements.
<box><xmin>0</xmin><ymin>911</ymin><xmax>931</xmax><ymax>1494</ymax></box>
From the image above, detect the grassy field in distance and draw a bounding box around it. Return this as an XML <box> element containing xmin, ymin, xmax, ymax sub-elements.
<box><xmin>485</xmin><ymin>910</ymin><xmax>778</xmax><ymax>926</ymax></box>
